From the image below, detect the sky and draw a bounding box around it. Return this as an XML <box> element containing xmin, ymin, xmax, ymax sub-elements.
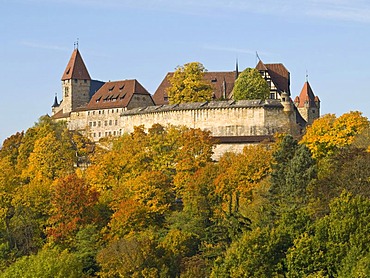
<box><xmin>1</xmin><ymin>0</ymin><xmax>370</xmax><ymax>144</ymax></box>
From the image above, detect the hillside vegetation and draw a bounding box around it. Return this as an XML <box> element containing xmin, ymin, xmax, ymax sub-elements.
<box><xmin>0</xmin><ymin>112</ymin><xmax>369</xmax><ymax>277</ymax></box>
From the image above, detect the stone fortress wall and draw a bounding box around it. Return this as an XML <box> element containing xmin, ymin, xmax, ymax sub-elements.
<box><xmin>65</xmin><ymin>98</ymin><xmax>298</xmax><ymax>159</ymax></box>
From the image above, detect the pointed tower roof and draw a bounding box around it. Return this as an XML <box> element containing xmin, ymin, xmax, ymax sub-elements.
<box><xmin>52</xmin><ymin>94</ymin><xmax>59</xmax><ymax>107</ymax></box>
<box><xmin>256</xmin><ymin>60</ymin><xmax>290</xmax><ymax>93</ymax></box>
<box><xmin>295</xmin><ymin>81</ymin><xmax>318</xmax><ymax>108</ymax></box>
<box><xmin>61</xmin><ymin>49</ymin><xmax>91</xmax><ymax>81</ymax></box>
<box><xmin>256</xmin><ymin>60</ymin><xmax>268</xmax><ymax>71</ymax></box>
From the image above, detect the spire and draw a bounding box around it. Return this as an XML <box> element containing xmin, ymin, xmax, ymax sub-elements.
<box><xmin>296</xmin><ymin>81</ymin><xmax>317</xmax><ymax>108</ymax></box>
<box><xmin>235</xmin><ymin>59</ymin><xmax>239</xmax><ymax>80</ymax></box>
<box><xmin>52</xmin><ymin>93</ymin><xmax>59</xmax><ymax>108</ymax></box>
<box><xmin>61</xmin><ymin>48</ymin><xmax>91</xmax><ymax>81</ymax></box>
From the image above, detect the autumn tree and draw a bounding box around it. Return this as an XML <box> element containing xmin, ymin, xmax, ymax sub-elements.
<box><xmin>166</xmin><ymin>62</ymin><xmax>213</xmax><ymax>104</ymax></box>
<box><xmin>301</xmin><ymin>111</ymin><xmax>369</xmax><ymax>159</ymax></box>
<box><xmin>233</xmin><ymin>68</ymin><xmax>270</xmax><ymax>101</ymax></box>
<box><xmin>47</xmin><ymin>174</ymin><xmax>99</xmax><ymax>244</ymax></box>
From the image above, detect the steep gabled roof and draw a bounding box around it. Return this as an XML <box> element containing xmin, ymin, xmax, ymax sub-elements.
<box><xmin>295</xmin><ymin>81</ymin><xmax>318</xmax><ymax>108</ymax></box>
<box><xmin>152</xmin><ymin>71</ymin><xmax>237</xmax><ymax>105</ymax></box>
<box><xmin>85</xmin><ymin>79</ymin><xmax>152</xmax><ymax>110</ymax></box>
<box><xmin>256</xmin><ymin>60</ymin><xmax>290</xmax><ymax>93</ymax></box>
<box><xmin>61</xmin><ymin>49</ymin><xmax>91</xmax><ymax>81</ymax></box>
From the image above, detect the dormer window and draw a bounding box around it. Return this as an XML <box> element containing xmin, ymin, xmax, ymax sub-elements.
<box><xmin>119</xmin><ymin>85</ymin><xmax>125</xmax><ymax>90</ymax></box>
<box><xmin>211</xmin><ymin>78</ymin><xmax>217</xmax><ymax>82</ymax></box>
<box><xmin>109</xmin><ymin>86</ymin><xmax>115</xmax><ymax>92</ymax></box>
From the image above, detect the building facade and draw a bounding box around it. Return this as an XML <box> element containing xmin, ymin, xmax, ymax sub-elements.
<box><xmin>51</xmin><ymin>48</ymin><xmax>320</xmax><ymax>156</ymax></box>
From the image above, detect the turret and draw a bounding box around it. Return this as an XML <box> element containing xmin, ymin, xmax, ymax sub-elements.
<box><xmin>294</xmin><ymin>81</ymin><xmax>320</xmax><ymax>125</ymax></box>
<box><xmin>281</xmin><ymin>91</ymin><xmax>293</xmax><ymax>113</ymax></box>
<box><xmin>51</xmin><ymin>94</ymin><xmax>59</xmax><ymax>115</ymax></box>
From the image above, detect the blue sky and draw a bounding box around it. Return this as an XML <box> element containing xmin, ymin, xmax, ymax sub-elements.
<box><xmin>1</xmin><ymin>0</ymin><xmax>370</xmax><ymax>144</ymax></box>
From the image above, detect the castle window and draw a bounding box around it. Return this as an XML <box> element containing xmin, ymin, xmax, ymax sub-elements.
<box><xmin>99</xmin><ymin>110</ymin><xmax>101</xmax><ymax>114</ymax></box>
<box><xmin>93</xmin><ymin>133</ymin><xmax>96</xmax><ymax>137</ymax></box>
<box><xmin>93</xmin><ymin>111</ymin><xmax>95</xmax><ymax>115</ymax></box>
<box><xmin>116</xmin><ymin>109</ymin><xmax>119</xmax><ymax>113</ymax></box>
<box><xmin>312</xmin><ymin>110</ymin><xmax>315</xmax><ymax>113</ymax></box>
<box><xmin>89</xmin><ymin>122</ymin><xmax>92</xmax><ymax>127</ymax></box>
<box><xmin>88</xmin><ymin>112</ymin><xmax>90</xmax><ymax>115</ymax></box>
<box><xmin>74</xmin><ymin>79</ymin><xmax>78</xmax><ymax>83</ymax></box>
<box><xmin>93</xmin><ymin>122</ymin><xmax>96</xmax><ymax>127</ymax></box>
<box><xmin>109</xmin><ymin>120</ymin><xmax>112</xmax><ymax>126</ymax></box>
<box><xmin>84</xmin><ymin>80</ymin><xmax>87</xmax><ymax>83</ymax></box>
<box><xmin>270</xmin><ymin>93</ymin><xmax>275</xmax><ymax>99</ymax></box>
<box><xmin>112</xmin><ymin>109</ymin><xmax>114</xmax><ymax>113</ymax></box>
<box><xmin>99</xmin><ymin>132</ymin><xmax>101</xmax><ymax>137</ymax></box>
<box><xmin>113</xmin><ymin>131</ymin><xmax>116</xmax><ymax>136</ymax></box>
<box><xmin>104</xmin><ymin>121</ymin><xmax>107</xmax><ymax>126</ymax></box>
<box><xmin>115</xmin><ymin>120</ymin><xmax>118</xmax><ymax>125</ymax></box>
<box><xmin>98</xmin><ymin>121</ymin><xmax>101</xmax><ymax>127</ymax></box>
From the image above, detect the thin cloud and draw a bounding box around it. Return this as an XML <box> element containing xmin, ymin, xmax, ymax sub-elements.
<box><xmin>202</xmin><ymin>45</ymin><xmax>273</xmax><ymax>58</ymax></box>
<box><xmin>21</xmin><ymin>41</ymin><xmax>69</xmax><ymax>51</ymax></box>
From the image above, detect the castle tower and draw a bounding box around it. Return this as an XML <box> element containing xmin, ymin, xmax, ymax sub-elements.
<box><xmin>294</xmin><ymin>81</ymin><xmax>320</xmax><ymax>125</ymax></box>
<box><xmin>60</xmin><ymin>48</ymin><xmax>91</xmax><ymax>113</ymax></box>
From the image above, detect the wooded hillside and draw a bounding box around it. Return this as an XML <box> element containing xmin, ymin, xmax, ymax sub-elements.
<box><xmin>0</xmin><ymin>112</ymin><xmax>369</xmax><ymax>277</ymax></box>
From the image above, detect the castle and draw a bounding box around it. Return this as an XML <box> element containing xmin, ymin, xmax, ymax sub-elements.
<box><xmin>51</xmin><ymin>48</ymin><xmax>320</xmax><ymax>157</ymax></box>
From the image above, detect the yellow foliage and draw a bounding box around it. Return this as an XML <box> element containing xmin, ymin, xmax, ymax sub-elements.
<box><xmin>301</xmin><ymin>111</ymin><xmax>369</xmax><ymax>158</ymax></box>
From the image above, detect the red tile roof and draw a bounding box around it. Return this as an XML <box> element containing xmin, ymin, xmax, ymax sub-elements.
<box><xmin>61</xmin><ymin>49</ymin><xmax>91</xmax><ymax>81</ymax></box>
<box><xmin>295</xmin><ymin>81</ymin><xmax>318</xmax><ymax>108</ymax></box>
<box><xmin>51</xmin><ymin>109</ymin><xmax>70</xmax><ymax>119</ymax></box>
<box><xmin>152</xmin><ymin>71</ymin><xmax>237</xmax><ymax>105</ymax></box>
<box><xmin>256</xmin><ymin>60</ymin><xmax>290</xmax><ymax>93</ymax></box>
<box><xmin>85</xmin><ymin>79</ymin><xmax>152</xmax><ymax>110</ymax></box>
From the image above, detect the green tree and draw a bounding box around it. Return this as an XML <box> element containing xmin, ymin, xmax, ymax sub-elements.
<box><xmin>232</xmin><ymin>68</ymin><xmax>270</xmax><ymax>101</ymax></box>
<box><xmin>0</xmin><ymin>248</ymin><xmax>83</xmax><ymax>278</ymax></box>
<box><xmin>166</xmin><ymin>62</ymin><xmax>213</xmax><ymax>104</ymax></box>
<box><xmin>268</xmin><ymin>135</ymin><xmax>317</xmax><ymax>220</ymax></box>
<box><xmin>286</xmin><ymin>192</ymin><xmax>370</xmax><ymax>277</ymax></box>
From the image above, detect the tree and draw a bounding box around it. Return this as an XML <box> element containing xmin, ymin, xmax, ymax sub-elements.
<box><xmin>0</xmin><ymin>248</ymin><xmax>83</xmax><ymax>278</ymax></box>
<box><xmin>301</xmin><ymin>111</ymin><xmax>369</xmax><ymax>159</ymax></box>
<box><xmin>286</xmin><ymin>192</ymin><xmax>370</xmax><ymax>277</ymax></box>
<box><xmin>96</xmin><ymin>231</ymin><xmax>165</xmax><ymax>278</ymax></box>
<box><xmin>47</xmin><ymin>174</ymin><xmax>99</xmax><ymax>244</ymax></box>
<box><xmin>233</xmin><ymin>68</ymin><xmax>270</xmax><ymax>101</ymax></box>
<box><xmin>166</xmin><ymin>62</ymin><xmax>213</xmax><ymax>104</ymax></box>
